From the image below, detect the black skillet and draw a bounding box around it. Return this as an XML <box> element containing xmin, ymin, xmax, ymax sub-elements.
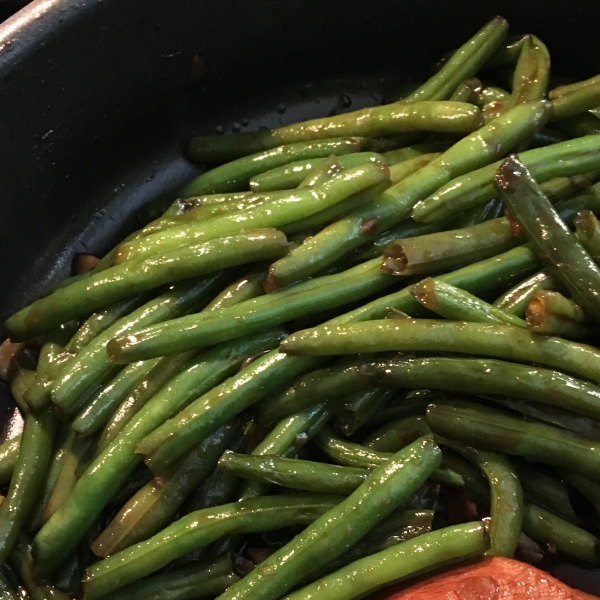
<box><xmin>1</xmin><ymin>0</ymin><xmax>600</xmax><ymax>594</ymax></box>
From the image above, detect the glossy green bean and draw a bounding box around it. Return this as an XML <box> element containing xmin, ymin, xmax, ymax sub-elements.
<box><xmin>212</xmin><ymin>436</ymin><xmax>442</xmax><ymax>600</ymax></box>
<box><xmin>551</xmin><ymin>81</ymin><xmax>600</xmax><ymax>121</ymax></box>
<box><xmin>0</xmin><ymin>436</ymin><xmax>20</xmax><ymax>486</ymax></box>
<box><xmin>203</xmin><ymin>267</ymin><xmax>267</xmax><ymax>312</ymax></box>
<box><xmin>493</xmin><ymin>269</ymin><xmax>557</xmax><ymax>316</ymax></box>
<box><xmin>496</xmin><ymin>154</ymin><xmax>600</xmax><ymax>324</ymax></box>
<box><xmin>557</xmin><ymin>113</ymin><xmax>600</xmax><ymax>137</ymax></box>
<box><xmin>381</xmin><ymin>218</ymin><xmax>520</xmax><ymax>276</ymax></box>
<box><xmin>522</xmin><ymin>503</ymin><xmax>600</xmax><ymax>564</ymax></box>
<box><xmin>107</xmin><ymin>555</ymin><xmax>239</xmax><ymax>600</ymax></box>
<box><xmin>507</xmin><ymin>35</ymin><xmax>550</xmax><ymax>108</ymax></box>
<box><xmin>107</xmin><ymin>259</ymin><xmax>394</xmax><ymax>363</ymax></box>
<box><xmin>484</xmin><ymin>34</ymin><xmax>527</xmax><ymax>68</ymax></box>
<box><xmin>266</xmin><ymin>101</ymin><xmax>550</xmax><ymax>288</ymax></box>
<box><xmin>387</xmin><ymin>153</ymin><xmax>442</xmax><ymax>183</ymax></box>
<box><xmin>410</xmin><ymin>278</ymin><xmax>526</xmax><ymax>326</ymax></box>
<box><xmin>335</xmin><ymin>388</ymin><xmax>395</xmax><ymax>436</ymax></box>
<box><xmin>297</xmin><ymin>155</ymin><xmax>342</xmax><ymax>188</ymax></box>
<box><xmin>362</xmin><ymin>390</ymin><xmax>444</xmax><ymax>429</ymax></box>
<box><xmin>119</xmin><ymin>163</ymin><xmax>388</xmax><ymax>263</ymax></box>
<box><xmin>82</xmin><ymin>494</ymin><xmax>343</xmax><ymax>600</ymax></box>
<box><xmin>426</xmin><ymin>399</ymin><xmax>600</xmax><ymax>480</ymax></box>
<box><xmin>526</xmin><ymin>290</ymin><xmax>589</xmax><ymax>338</ymax></box>
<box><xmin>6</xmin><ymin>230</ymin><xmax>288</xmax><ymax>340</ymax></box>
<box><xmin>575</xmin><ymin>209</ymin><xmax>600</xmax><ymax>261</ymax></box>
<box><xmin>282</xmin><ymin>522</ymin><xmax>488</xmax><ymax>600</ymax></box>
<box><xmin>32</xmin><ymin>329</ymin><xmax>286</xmax><ymax>574</ymax></box>
<box><xmin>413</xmin><ymin>135</ymin><xmax>600</xmax><ymax>223</ymax></box>
<box><xmin>91</xmin><ymin>422</ymin><xmax>236</xmax><ymax>558</ymax></box>
<box><xmin>550</xmin><ymin>74</ymin><xmax>600</xmax><ymax>98</ymax></box>
<box><xmin>281</xmin><ymin>319</ymin><xmax>600</xmax><ymax>389</ymax></box>
<box><xmin>0</xmin><ymin>408</ymin><xmax>57</xmax><ymax>564</ymax></box>
<box><xmin>364</xmin><ymin>416</ymin><xmax>432</xmax><ymax>452</ymax></box>
<box><xmin>52</xmin><ymin>273</ymin><xmax>229</xmax><ymax>412</ymax></box>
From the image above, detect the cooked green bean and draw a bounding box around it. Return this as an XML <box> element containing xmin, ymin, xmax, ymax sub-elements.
<box><xmin>91</xmin><ymin>422</ymin><xmax>236</xmax><ymax>558</ymax></box>
<box><xmin>0</xmin><ymin>436</ymin><xmax>20</xmax><ymax>486</ymax></box>
<box><xmin>381</xmin><ymin>217</ymin><xmax>520</xmax><ymax>276</ymax></box>
<box><xmin>5</xmin><ymin>230</ymin><xmax>288</xmax><ymax>340</ymax></box>
<box><xmin>496</xmin><ymin>154</ymin><xmax>600</xmax><ymax>324</ymax></box>
<box><xmin>507</xmin><ymin>35</ymin><xmax>550</xmax><ymax>108</ymax></box>
<box><xmin>82</xmin><ymin>494</ymin><xmax>343</xmax><ymax>600</ymax></box>
<box><xmin>266</xmin><ymin>101</ymin><xmax>550</xmax><ymax>289</ymax></box>
<box><xmin>33</xmin><ymin>330</ymin><xmax>286</xmax><ymax>574</ymax></box>
<box><xmin>203</xmin><ymin>267</ymin><xmax>267</xmax><ymax>312</ymax></box>
<box><xmin>484</xmin><ymin>35</ymin><xmax>527</xmax><ymax>69</ymax></box>
<box><xmin>118</xmin><ymin>164</ymin><xmax>388</xmax><ymax>263</ymax></box>
<box><xmin>426</xmin><ymin>399</ymin><xmax>600</xmax><ymax>480</ymax></box>
<box><xmin>107</xmin><ymin>555</ymin><xmax>239</xmax><ymax>600</ymax></box>
<box><xmin>0</xmin><ymin>408</ymin><xmax>57</xmax><ymax>564</ymax></box>
<box><xmin>387</xmin><ymin>153</ymin><xmax>442</xmax><ymax>183</ymax></box>
<box><xmin>108</xmin><ymin>259</ymin><xmax>394</xmax><ymax>363</ymax></box>
<box><xmin>526</xmin><ymin>289</ymin><xmax>589</xmax><ymax>338</ymax></box>
<box><xmin>550</xmin><ymin>74</ymin><xmax>600</xmax><ymax>98</ymax></box>
<box><xmin>557</xmin><ymin>113</ymin><xmax>600</xmax><ymax>137</ymax></box>
<box><xmin>575</xmin><ymin>209</ymin><xmax>600</xmax><ymax>261</ymax></box>
<box><xmin>551</xmin><ymin>81</ymin><xmax>600</xmax><ymax>121</ymax></box>
<box><xmin>335</xmin><ymin>388</ymin><xmax>395</xmax><ymax>436</ymax></box>
<box><xmin>282</xmin><ymin>522</ymin><xmax>487</xmax><ymax>600</ymax></box>
<box><xmin>413</xmin><ymin>135</ymin><xmax>600</xmax><ymax>223</ymax></box>
<box><xmin>281</xmin><ymin>319</ymin><xmax>600</xmax><ymax>389</ymax></box>
<box><xmin>562</xmin><ymin>472</ymin><xmax>600</xmax><ymax>518</ymax></box>
<box><xmin>363</xmin><ymin>390</ymin><xmax>444</xmax><ymax>429</ymax></box>
<box><xmin>219</xmin><ymin>452</ymin><xmax>369</xmax><ymax>495</ymax></box>
<box><xmin>210</xmin><ymin>436</ymin><xmax>442</xmax><ymax>600</ymax></box>
<box><xmin>493</xmin><ymin>269</ymin><xmax>558</xmax><ymax>316</ymax></box>
<box><xmin>410</xmin><ymin>278</ymin><xmax>526</xmax><ymax>326</ymax></box>
<box><xmin>522</xmin><ymin>503</ymin><xmax>600</xmax><ymax>564</ymax></box>
<box><xmin>364</xmin><ymin>416</ymin><xmax>432</xmax><ymax>452</ymax></box>
<box><xmin>297</xmin><ymin>155</ymin><xmax>342</xmax><ymax>188</ymax></box>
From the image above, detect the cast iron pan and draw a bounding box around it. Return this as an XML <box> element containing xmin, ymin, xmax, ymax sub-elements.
<box><xmin>1</xmin><ymin>0</ymin><xmax>600</xmax><ymax>593</ymax></box>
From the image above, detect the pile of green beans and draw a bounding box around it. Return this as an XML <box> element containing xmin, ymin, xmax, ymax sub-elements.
<box><xmin>4</xmin><ymin>15</ymin><xmax>600</xmax><ymax>600</ymax></box>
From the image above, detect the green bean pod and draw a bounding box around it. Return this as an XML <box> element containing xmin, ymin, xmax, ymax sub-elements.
<box><xmin>335</xmin><ymin>388</ymin><xmax>395</xmax><ymax>436</ymax></box>
<box><xmin>6</xmin><ymin>230</ymin><xmax>288</xmax><ymax>340</ymax></box>
<box><xmin>266</xmin><ymin>101</ymin><xmax>551</xmax><ymax>289</ymax></box>
<box><xmin>562</xmin><ymin>472</ymin><xmax>600</xmax><ymax>518</ymax></box>
<box><xmin>281</xmin><ymin>522</ymin><xmax>488</xmax><ymax>600</ymax></box>
<box><xmin>381</xmin><ymin>218</ymin><xmax>520</xmax><ymax>276</ymax></box>
<box><xmin>493</xmin><ymin>269</ymin><xmax>558</xmax><ymax>316</ymax></box>
<box><xmin>507</xmin><ymin>35</ymin><xmax>550</xmax><ymax>108</ymax></box>
<box><xmin>363</xmin><ymin>416</ymin><xmax>432</xmax><ymax>452</ymax></box>
<box><xmin>551</xmin><ymin>81</ymin><xmax>600</xmax><ymax>121</ymax></box>
<box><xmin>33</xmin><ymin>329</ymin><xmax>286</xmax><ymax>574</ymax></box>
<box><xmin>426</xmin><ymin>399</ymin><xmax>600</xmax><ymax>481</ymax></box>
<box><xmin>203</xmin><ymin>267</ymin><xmax>267</xmax><ymax>312</ymax></box>
<box><xmin>410</xmin><ymin>278</ymin><xmax>526</xmax><ymax>326</ymax></box>
<box><xmin>82</xmin><ymin>494</ymin><xmax>343</xmax><ymax>600</ymax></box>
<box><xmin>362</xmin><ymin>390</ymin><xmax>444</xmax><ymax>429</ymax></box>
<box><xmin>575</xmin><ymin>209</ymin><xmax>600</xmax><ymax>261</ymax></box>
<box><xmin>496</xmin><ymin>154</ymin><xmax>600</xmax><ymax>324</ymax></box>
<box><xmin>0</xmin><ymin>436</ymin><xmax>20</xmax><ymax>486</ymax></box>
<box><xmin>526</xmin><ymin>290</ymin><xmax>589</xmax><ymax>338</ymax></box>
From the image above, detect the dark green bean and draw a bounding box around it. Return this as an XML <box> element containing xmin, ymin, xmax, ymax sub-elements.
<box><xmin>426</xmin><ymin>399</ymin><xmax>600</xmax><ymax>481</ymax></box>
<box><xmin>364</xmin><ymin>416</ymin><xmax>432</xmax><ymax>452</ymax></box>
<box><xmin>575</xmin><ymin>209</ymin><xmax>600</xmax><ymax>261</ymax></box>
<box><xmin>5</xmin><ymin>230</ymin><xmax>288</xmax><ymax>341</ymax></box>
<box><xmin>496</xmin><ymin>154</ymin><xmax>600</xmax><ymax>324</ymax></box>
<box><xmin>82</xmin><ymin>494</ymin><xmax>343</xmax><ymax>599</ymax></box>
<box><xmin>410</xmin><ymin>278</ymin><xmax>526</xmax><ymax>326</ymax></box>
<box><xmin>493</xmin><ymin>269</ymin><xmax>557</xmax><ymax>316</ymax></box>
<box><xmin>0</xmin><ymin>436</ymin><xmax>20</xmax><ymax>486</ymax></box>
<box><xmin>335</xmin><ymin>388</ymin><xmax>395</xmax><ymax>436</ymax></box>
<box><xmin>563</xmin><ymin>472</ymin><xmax>600</xmax><ymax>519</ymax></box>
<box><xmin>557</xmin><ymin>113</ymin><xmax>600</xmax><ymax>137</ymax></box>
<box><xmin>362</xmin><ymin>390</ymin><xmax>444</xmax><ymax>429</ymax></box>
<box><xmin>526</xmin><ymin>289</ymin><xmax>589</xmax><ymax>338</ymax></box>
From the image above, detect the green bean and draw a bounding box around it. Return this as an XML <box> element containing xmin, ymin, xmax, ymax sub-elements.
<box><xmin>282</xmin><ymin>521</ymin><xmax>487</xmax><ymax>600</ymax></box>
<box><xmin>219</xmin><ymin>452</ymin><xmax>369</xmax><ymax>495</ymax></box>
<box><xmin>413</xmin><ymin>135</ymin><xmax>600</xmax><ymax>223</ymax></box>
<box><xmin>562</xmin><ymin>472</ymin><xmax>600</xmax><ymax>518</ymax></box>
<box><xmin>484</xmin><ymin>34</ymin><xmax>527</xmax><ymax>69</ymax></box>
<box><xmin>575</xmin><ymin>209</ymin><xmax>600</xmax><ymax>261</ymax></box>
<box><xmin>91</xmin><ymin>422</ymin><xmax>236</xmax><ymax>558</ymax></box>
<box><xmin>119</xmin><ymin>163</ymin><xmax>388</xmax><ymax>263</ymax></box>
<box><xmin>448</xmin><ymin>78</ymin><xmax>481</xmax><ymax>103</ymax></box>
<box><xmin>97</xmin><ymin>352</ymin><xmax>197</xmax><ymax>451</ymax></box>
<box><xmin>238</xmin><ymin>403</ymin><xmax>331</xmax><ymax>500</ymax></box>
<box><xmin>203</xmin><ymin>267</ymin><xmax>267</xmax><ymax>312</ymax></box>
<box><xmin>335</xmin><ymin>388</ymin><xmax>395</xmax><ymax>436</ymax></box>
<box><xmin>410</xmin><ymin>278</ymin><xmax>526</xmax><ymax>326</ymax></box>
<box><xmin>542</xmin><ymin>170</ymin><xmax>600</xmax><ymax>202</ymax></box>
<box><xmin>259</xmin><ymin>359</ymin><xmax>368</xmax><ymax>426</ymax></box>
<box><xmin>52</xmin><ymin>273</ymin><xmax>229</xmax><ymax>412</ymax></box>
<box><xmin>440</xmin><ymin>449</ymin><xmax>490</xmax><ymax>505</ymax></box>
<box><xmin>382</xmin><ymin>218</ymin><xmax>520</xmax><ymax>276</ymax></box>
<box><xmin>450</xmin><ymin>197</ymin><xmax>503</xmax><ymax>228</ymax></box>
<box><xmin>66</xmin><ymin>296</ymin><xmax>145</xmax><ymax>354</ymax></box>
<box><xmin>0</xmin><ymin>407</ymin><xmax>57</xmax><ymax>564</ymax></box>
<box><xmin>440</xmin><ymin>440</ymin><xmax>522</xmax><ymax>557</ymax></box>
<box><xmin>364</xmin><ymin>356</ymin><xmax>600</xmax><ymax>421</ymax></box>
<box><xmin>249</xmin><ymin>153</ymin><xmax>383</xmax><ymax>191</ymax></box>
<box><xmin>107</xmin><ymin>555</ymin><xmax>239</xmax><ymax>600</ymax></box>
<box><xmin>554</xmin><ymin>182</ymin><xmax>600</xmax><ymax>225</ymax></box>
<box><xmin>212</xmin><ymin>436</ymin><xmax>441</xmax><ymax>600</ymax></box>
<box><xmin>496</xmin><ymin>154</ymin><xmax>600</xmax><ymax>324</ymax></box>
<box><xmin>6</xmin><ymin>230</ymin><xmax>288</xmax><ymax>341</ymax></box>
<box><xmin>266</xmin><ymin>101</ymin><xmax>551</xmax><ymax>288</ymax></box>
<box><xmin>82</xmin><ymin>494</ymin><xmax>342</xmax><ymax>600</ymax></box>
<box><xmin>107</xmin><ymin>259</ymin><xmax>394</xmax><ymax>363</ymax></box>
<box><xmin>550</xmin><ymin>74</ymin><xmax>600</xmax><ymax>98</ymax></box>
<box><xmin>362</xmin><ymin>390</ymin><xmax>444</xmax><ymax>429</ymax></box>
<box><xmin>507</xmin><ymin>35</ymin><xmax>550</xmax><ymax>108</ymax></box>
<box><xmin>189</xmin><ymin>103</ymin><xmax>482</xmax><ymax>165</ymax></box>
<box><xmin>281</xmin><ymin>319</ymin><xmax>600</xmax><ymax>389</ymax></box>
<box><xmin>23</xmin><ymin>323</ymin><xmax>77</xmax><ymax>411</ymax></box>
<box><xmin>522</xmin><ymin>503</ymin><xmax>600</xmax><ymax>564</ymax></box>
<box><xmin>406</xmin><ymin>16</ymin><xmax>508</xmax><ymax>102</ymax></box>
<box><xmin>364</xmin><ymin>416</ymin><xmax>432</xmax><ymax>452</ymax></box>
<box><xmin>9</xmin><ymin>361</ymin><xmax>36</xmax><ymax>414</ymax></box>
<box><xmin>0</xmin><ymin>436</ymin><xmax>20</xmax><ymax>486</ymax></box>
<box><xmin>387</xmin><ymin>153</ymin><xmax>442</xmax><ymax>183</ymax></box>
<box><xmin>42</xmin><ymin>432</ymin><xmax>97</xmax><ymax>524</ymax></box>
<box><xmin>493</xmin><ymin>269</ymin><xmax>557</xmax><ymax>316</ymax></box>
<box><xmin>551</xmin><ymin>81</ymin><xmax>600</xmax><ymax>121</ymax></box>
<box><xmin>526</xmin><ymin>290</ymin><xmax>589</xmax><ymax>338</ymax></box>
<box><xmin>297</xmin><ymin>156</ymin><xmax>342</xmax><ymax>188</ymax></box>
<box><xmin>515</xmin><ymin>461</ymin><xmax>579</xmax><ymax>524</ymax></box>
<box><xmin>483</xmin><ymin>395</ymin><xmax>600</xmax><ymax>441</ymax></box>
<box><xmin>71</xmin><ymin>359</ymin><xmax>160</xmax><ymax>436</ymax></box>
<box><xmin>32</xmin><ymin>329</ymin><xmax>286</xmax><ymax>574</ymax></box>
<box><xmin>557</xmin><ymin>113</ymin><xmax>600</xmax><ymax>137</ymax></box>
<box><xmin>426</xmin><ymin>399</ymin><xmax>600</xmax><ymax>481</ymax></box>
